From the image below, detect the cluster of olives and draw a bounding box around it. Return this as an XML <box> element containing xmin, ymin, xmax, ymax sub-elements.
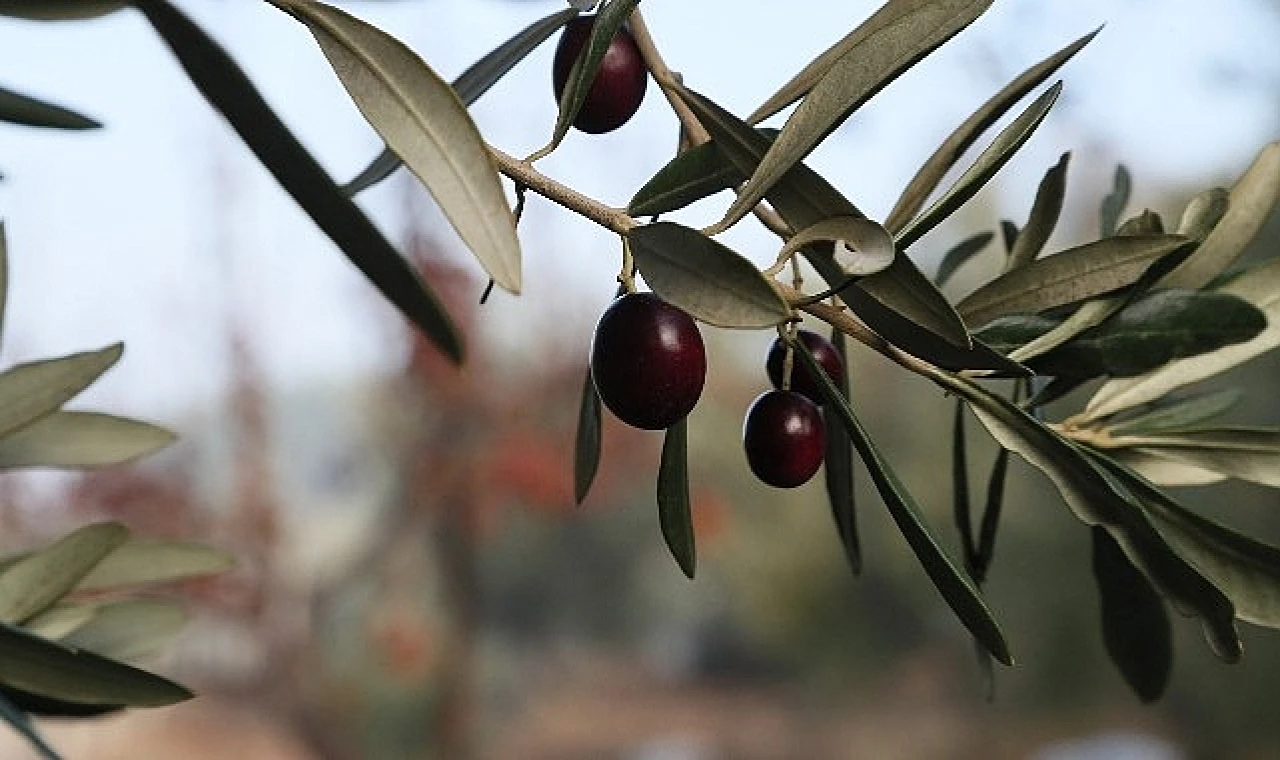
<box><xmin>590</xmin><ymin>293</ymin><xmax>843</xmax><ymax>490</ymax></box>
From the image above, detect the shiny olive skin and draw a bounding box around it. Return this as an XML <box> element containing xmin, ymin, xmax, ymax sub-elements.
<box><xmin>552</xmin><ymin>16</ymin><xmax>649</xmax><ymax>134</ymax></box>
<box><xmin>765</xmin><ymin>330</ymin><xmax>844</xmax><ymax>404</ymax></box>
<box><xmin>743</xmin><ymin>390</ymin><xmax>826</xmax><ymax>488</ymax></box>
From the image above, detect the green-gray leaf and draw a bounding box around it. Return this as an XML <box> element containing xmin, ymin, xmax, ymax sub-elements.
<box><xmin>1103</xmin><ymin>428</ymin><xmax>1280</xmax><ymax>488</ymax></box>
<box><xmin>626</xmin><ymin>222</ymin><xmax>791</xmax><ymax>328</ymax></box>
<box><xmin>1005</xmin><ymin>152</ymin><xmax>1069</xmax><ymax>272</ymax></box>
<box><xmin>1107</xmin><ymin>389</ymin><xmax>1243</xmax><ymax>438</ymax></box>
<box><xmin>824</xmin><ymin>327</ymin><xmax>860</xmax><ymax>575</ymax></box>
<box><xmin>0</xmin><ymin>344</ymin><xmax>122</xmax><ymax>441</ymax></box>
<box><xmin>657</xmin><ymin>417</ymin><xmax>695</xmax><ymax>579</ymax></box>
<box><xmin>0</xmin><ymin>412</ymin><xmax>175</xmax><ymax>470</ymax></box>
<box><xmin>574</xmin><ymin>367</ymin><xmax>602</xmax><ymax>504</ymax></box>
<box><xmin>716</xmin><ymin>0</ymin><xmax>995</xmax><ymax>233</ymax></box>
<box><xmin>934</xmin><ymin>231</ymin><xmax>993</xmax><ymax>288</ymax></box>
<box><xmin>885</xmin><ymin>28</ymin><xmax>1098</xmax><ymax>232</ymax></box>
<box><xmin>1176</xmin><ymin>187</ymin><xmax>1230</xmax><ymax>242</ymax></box>
<box><xmin>956</xmin><ymin>234</ymin><xmax>1191</xmax><ymax>329</ymax></box>
<box><xmin>895</xmin><ymin>82</ymin><xmax>1062</xmax><ymax>250</ymax></box>
<box><xmin>274</xmin><ymin>0</ymin><xmax>521</xmax><ymax>294</ymax></box>
<box><xmin>23</xmin><ymin>604</ymin><xmax>97</xmax><ymax>641</ymax></box>
<box><xmin>0</xmin><ymin>85</ymin><xmax>99</xmax><ymax>130</ymax></box>
<box><xmin>0</xmin><ymin>1</ymin><xmax>123</xmax><ymax>20</ymax></box>
<box><xmin>0</xmin><ymin>523</ymin><xmax>128</xmax><ymax>625</ymax></box>
<box><xmin>135</xmin><ymin>0</ymin><xmax>463</xmax><ymax>363</ymax></box>
<box><xmin>1092</xmin><ymin>527</ymin><xmax>1171</xmax><ymax>703</ymax></box>
<box><xmin>342</xmin><ymin>7</ymin><xmax>579</xmax><ymax>197</ymax></box>
<box><xmin>1107</xmin><ymin>448</ymin><xmax>1226</xmax><ymax>487</ymax></box>
<box><xmin>628</xmin><ymin>140</ymin><xmax>748</xmax><ymax>218</ymax></box>
<box><xmin>76</xmin><ymin>541</ymin><xmax>235</xmax><ymax>592</ymax></box>
<box><xmin>1099</xmin><ymin>164</ymin><xmax>1132</xmax><ymax>238</ymax></box>
<box><xmin>61</xmin><ymin>600</ymin><xmax>188</xmax><ymax>662</ymax></box>
<box><xmin>794</xmin><ymin>339</ymin><xmax>1012</xmax><ymax>665</ymax></box>
<box><xmin>1115</xmin><ymin>209</ymin><xmax>1164</xmax><ymax>237</ymax></box>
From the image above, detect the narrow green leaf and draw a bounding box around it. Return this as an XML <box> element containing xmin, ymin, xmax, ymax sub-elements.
<box><xmin>573</xmin><ymin>367</ymin><xmax>602</xmax><ymax>504</ymax></box>
<box><xmin>934</xmin><ymin>231</ymin><xmax>993</xmax><ymax>288</ymax></box>
<box><xmin>824</xmin><ymin>327</ymin><xmax>860</xmax><ymax>574</ymax></box>
<box><xmin>717</xmin><ymin>0</ymin><xmax>995</xmax><ymax>233</ymax></box>
<box><xmin>931</xmin><ymin>371</ymin><xmax>1240</xmax><ymax>661</ymax></box>
<box><xmin>0</xmin><ymin>686</ymin><xmax>121</xmax><ymax>718</ymax></box>
<box><xmin>1099</xmin><ymin>164</ymin><xmax>1132</xmax><ymax>238</ymax></box>
<box><xmin>975</xmin><ymin>446</ymin><xmax>1009</xmax><ymax>579</ymax></box>
<box><xmin>1007</xmin><ymin>298</ymin><xmax>1116</xmax><ymax>364</ymax></box>
<box><xmin>0</xmin><ymin>344</ymin><xmax>122</xmax><ymax>441</ymax></box>
<box><xmin>0</xmin><ymin>411</ymin><xmax>175</xmax><ymax>470</ymax></box>
<box><xmin>1159</xmin><ymin>141</ymin><xmax>1280</xmax><ymax>289</ymax></box>
<box><xmin>1104</xmin><ymin>428</ymin><xmax>1280</xmax><ymax>487</ymax></box>
<box><xmin>274</xmin><ymin>0</ymin><xmax>521</xmax><ymax>295</ymax></box>
<box><xmin>953</xmin><ymin>400</ymin><xmax>975</xmax><ymax>570</ymax></box>
<box><xmin>1107</xmin><ymin>448</ymin><xmax>1226</xmax><ymax>487</ymax></box>
<box><xmin>626</xmin><ymin>222</ymin><xmax>791</xmax><ymax>328</ymax></box>
<box><xmin>0</xmin><ymin>1</ymin><xmax>123</xmax><ymax>20</ymax></box>
<box><xmin>1000</xmin><ymin>220</ymin><xmax>1019</xmax><ymax>253</ymax></box>
<box><xmin>1005</xmin><ymin>152</ymin><xmax>1069</xmax><ymax>271</ymax></box>
<box><xmin>135</xmin><ymin>0</ymin><xmax>463</xmax><ymax>362</ymax></box>
<box><xmin>896</xmin><ymin>83</ymin><xmax>1062</xmax><ymax>250</ymax></box>
<box><xmin>342</xmin><ymin>7</ymin><xmax>579</xmax><ymax>197</ymax></box>
<box><xmin>0</xmin><ymin>85</ymin><xmax>99</xmax><ymax>130</ymax></box>
<box><xmin>1176</xmin><ymin>187</ymin><xmax>1230</xmax><ymax>242</ymax></box>
<box><xmin>1084</xmin><ymin>256</ymin><xmax>1280</xmax><ymax>421</ymax></box>
<box><xmin>657</xmin><ymin>417</ymin><xmax>695</xmax><ymax>579</ymax></box>
<box><xmin>1091</xmin><ymin>527</ymin><xmax>1172</xmax><ymax>703</ymax></box>
<box><xmin>539</xmin><ymin>0</ymin><xmax>640</xmax><ymax>156</ymax></box>
<box><xmin>23</xmin><ymin>604</ymin><xmax>97</xmax><ymax>642</ymax></box>
<box><xmin>972</xmin><ymin>314</ymin><xmax>1059</xmax><ymax>356</ymax></box>
<box><xmin>794</xmin><ymin>339</ymin><xmax>1013</xmax><ymax>665</ymax></box>
<box><xmin>76</xmin><ymin>541</ymin><xmax>235</xmax><ymax>592</ymax></box>
<box><xmin>1107</xmin><ymin>389</ymin><xmax>1244</xmax><ymax>438</ymax></box>
<box><xmin>1024</xmin><ymin>375</ymin><xmax>1087</xmax><ymax>409</ymax></box>
<box><xmin>956</xmin><ymin>234</ymin><xmax>1191</xmax><ymax>329</ymax></box>
<box><xmin>0</xmin><ymin>621</ymin><xmax>190</xmax><ymax>707</ymax></box>
<box><xmin>0</xmin><ymin>523</ymin><xmax>128</xmax><ymax>625</ymax></box>
<box><xmin>0</xmin><ymin>690</ymin><xmax>62</xmax><ymax>760</ymax></box>
<box><xmin>628</xmin><ymin>140</ymin><xmax>747</xmax><ymax>217</ymax></box>
<box><xmin>61</xmin><ymin>600</ymin><xmax>187</xmax><ymax>662</ymax></box>
<box><xmin>885</xmin><ymin>28</ymin><xmax>1098</xmax><ymax>232</ymax></box>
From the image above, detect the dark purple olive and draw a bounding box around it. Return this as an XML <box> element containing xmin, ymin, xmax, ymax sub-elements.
<box><xmin>743</xmin><ymin>390</ymin><xmax>826</xmax><ymax>488</ymax></box>
<box><xmin>552</xmin><ymin>16</ymin><xmax>648</xmax><ymax>134</ymax></box>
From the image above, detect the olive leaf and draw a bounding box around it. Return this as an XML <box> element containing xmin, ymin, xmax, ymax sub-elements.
<box><xmin>1159</xmin><ymin>141</ymin><xmax>1280</xmax><ymax>290</ymax></box>
<box><xmin>1107</xmin><ymin>449</ymin><xmax>1226</xmax><ymax>487</ymax></box>
<box><xmin>135</xmin><ymin>0</ymin><xmax>463</xmax><ymax>362</ymax></box>
<box><xmin>778</xmin><ymin>216</ymin><xmax>895</xmax><ymax>277</ymax></box>
<box><xmin>0</xmin><ymin>85</ymin><xmax>99</xmax><ymax>130</ymax></box>
<box><xmin>715</xmin><ymin>0</ymin><xmax>995</xmax><ymax>233</ymax></box>
<box><xmin>1005</xmin><ymin>152</ymin><xmax>1069</xmax><ymax>272</ymax></box>
<box><xmin>75</xmin><ymin>541</ymin><xmax>235</xmax><ymax>591</ymax></box>
<box><xmin>976</xmin><ymin>446</ymin><xmax>1009</xmax><ymax>580</ymax></box>
<box><xmin>824</xmin><ymin>327</ymin><xmax>860</xmax><ymax>575</ymax></box>
<box><xmin>23</xmin><ymin>604</ymin><xmax>97</xmax><ymax>641</ymax></box>
<box><xmin>0</xmin><ymin>412</ymin><xmax>175</xmax><ymax>470</ymax></box>
<box><xmin>573</xmin><ymin>367</ymin><xmax>603</xmax><ymax>504</ymax></box>
<box><xmin>794</xmin><ymin>339</ymin><xmax>1013</xmax><ymax>665</ymax></box>
<box><xmin>0</xmin><ymin>523</ymin><xmax>128</xmax><ymax>625</ymax></box>
<box><xmin>0</xmin><ymin>690</ymin><xmax>61</xmax><ymax>760</ymax></box>
<box><xmin>0</xmin><ymin>344</ymin><xmax>122</xmax><ymax>442</ymax></box>
<box><xmin>895</xmin><ymin>82</ymin><xmax>1062</xmax><ymax>250</ymax></box>
<box><xmin>626</xmin><ymin>222</ymin><xmax>791</xmax><ymax>328</ymax></box>
<box><xmin>934</xmin><ymin>231</ymin><xmax>993</xmax><ymax>288</ymax></box>
<box><xmin>953</xmin><ymin>401</ymin><xmax>975</xmax><ymax>570</ymax></box>
<box><xmin>886</xmin><ymin>28</ymin><xmax>1098</xmax><ymax>232</ymax></box>
<box><xmin>1084</xmin><ymin>255</ymin><xmax>1280</xmax><ymax>421</ymax></box>
<box><xmin>1102</xmin><ymin>428</ymin><xmax>1280</xmax><ymax>488</ymax></box>
<box><xmin>1107</xmin><ymin>389</ymin><xmax>1242</xmax><ymax>437</ymax></box>
<box><xmin>272</xmin><ymin>0</ymin><xmax>522</xmax><ymax>295</ymax></box>
<box><xmin>1099</xmin><ymin>164</ymin><xmax>1132</xmax><ymax>238</ymax></box>
<box><xmin>1116</xmin><ymin>209</ymin><xmax>1163</xmax><ymax>237</ymax></box>
<box><xmin>657</xmin><ymin>417</ymin><xmax>695</xmax><ymax>579</ymax></box>
<box><xmin>342</xmin><ymin>7</ymin><xmax>580</xmax><ymax>197</ymax></box>
<box><xmin>628</xmin><ymin>140</ymin><xmax>746</xmax><ymax>217</ymax></box>
<box><xmin>956</xmin><ymin>234</ymin><xmax>1191</xmax><ymax>329</ymax></box>
<box><xmin>60</xmin><ymin>600</ymin><xmax>187</xmax><ymax>663</ymax></box>
<box><xmin>0</xmin><ymin>224</ymin><xmax>7</xmax><ymax>354</ymax></box>
<box><xmin>1092</xmin><ymin>527</ymin><xmax>1172</xmax><ymax>703</ymax></box>
<box><xmin>1000</xmin><ymin>220</ymin><xmax>1019</xmax><ymax>253</ymax></box>
<box><xmin>0</xmin><ymin>1</ymin><xmax>123</xmax><ymax>20</ymax></box>
<box><xmin>1176</xmin><ymin>187</ymin><xmax>1230</xmax><ymax>242</ymax></box>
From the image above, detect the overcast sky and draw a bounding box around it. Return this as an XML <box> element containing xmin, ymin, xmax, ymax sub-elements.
<box><xmin>0</xmin><ymin>0</ymin><xmax>1276</xmax><ymax>423</ymax></box>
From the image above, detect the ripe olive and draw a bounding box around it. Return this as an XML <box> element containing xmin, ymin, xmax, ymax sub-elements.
<box><xmin>765</xmin><ymin>330</ymin><xmax>844</xmax><ymax>404</ymax></box>
<box><xmin>552</xmin><ymin>15</ymin><xmax>648</xmax><ymax>134</ymax></box>
<box><xmin>743</xmin><ymin>390</ymin><xmax>826</xmax><ymax>488</ymax></box>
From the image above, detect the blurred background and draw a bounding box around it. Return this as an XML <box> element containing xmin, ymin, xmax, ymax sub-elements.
<box><xmin>1</xmin><ymin>0</ymin><xmax>1279</xmax><ymax>757</ymax></box>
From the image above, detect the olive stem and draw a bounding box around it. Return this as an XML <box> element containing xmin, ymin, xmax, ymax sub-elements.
<box><xmin>488</xmin><ymin>145</ymin><xmax>636</xmax><ymax>234</ymax></box>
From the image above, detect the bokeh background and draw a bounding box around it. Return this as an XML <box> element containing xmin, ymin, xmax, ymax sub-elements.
<box><xmin>1</xmin><ymin>0</ymin><xmax>1279</xmax><ymax>757</ymax></box>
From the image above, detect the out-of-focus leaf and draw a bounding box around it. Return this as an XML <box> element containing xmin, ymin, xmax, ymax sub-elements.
<box><xmin>976</xmin><ymin>446</ymin><xmax>1009</xmax><ymax>579</ymax></box>
<box><xmin>956</xmin><ymin>234</ymin><xmax>1191</xmax><ymax>329</ymax></box>
<box><xmin>1005</xmin><ymin>152</ymin><xmax>1069</xmax><ymax>271</ymax></box>
<box><xmin>1091</xmin><ymin>527</ymin><xmax>1172</xmax><ymax>703</ymax></box>
<box><xmin>657</xmin><ymin>417</ymin><xmax>695</xmax><ymax>579</ymax></box>
<box><xmin>75</xmin><ymin>541</ymin><xmax>234</xmax><ymax>592</ymax></box>
<box><xmin>1107</xmin><ymin>389</ymin><xmax>1243</xmax><ymax>437</ymax></box>
<box><xmin>931</xmin><ymin>371</ymin><xmax>1240</xmax><ymax>661</ymax></box>
<box><xmin>536</xmin><ymin>0</ymin><xmax>640</xmax><ymax>157</ymax></box>
<box><xmin>0</xmin><ymin>690</ymin><xmax>61</xmax><ymax>760</ymax></box>
<box><xmin>342</xmin><ymin>7</ymin><xmax>580</xmax><ymax>197</ymax></box>
<box><xmin>1107</xmin><ymin>448</ymin><xmax>1226</xmax><ymax>487</ymax></box>
<box><xmin>135</xmin><ymin>0</ymin><xmax>463</xmax><ymax>362</ymax></box>
<box><xmin>953</xmin><ymin>401</ymin><xmax>975</xmax><ymax>570</ymax></box>
<box><xmin>824</xmin><ymin>327</ymin><xmax>860</xmax><ymax>574</ymax></box>
<box><xmin>0</xmin><ymin>85</ymin><xmax>99</xmax><ymax>130</ymax></box>
<box><xmin>779</xmin><ymin>216</ymin><xmax>895</xmax><ymax>278</ymax></box>
<box><xmin>0</xmin><ymin>223</ymin><xmax>7</xmax><ymax>354</ymax></box>
<box><xmin>1159</xmin><ymin>142</ymin><xmax>1280</xmax><ymax>289</ymax></box>
<box><xmin>794</xmin><ymin>340</ymin><xmax>1013</xmax><ymax>665</ymax></box>
<box><xmin>0</xmin><ymin>345</ymin><xmax>122</xmax><ymax>441</ymax></box>
<box><xmin>23</xmin><ymin>605</ymin><xmax>96</xmax><ymax>641</ymax></box>
<box><xmin>628</xmin><ymin>140</ymin><xmax>746</xmax><ymax>217</ymax></box>
<box><xmin>0</xmin><ymin>1</ymin><xmax>122</xmax><ymax>20</ymax></box>
<box><xmin>626</xmin><ymin>222</ymin><xmax>790</xmax><ymax>328</ymax></box>
<box><xmin>1176</xmin><ymin>187</ymin><xmax>1230</xmax><ymax>242</ymax></box>
<box><xmin>1084</xmin><ymin>256</ymin><xmax>1280</xmax><ymax>421</ymax></box>
<box><xmin>717</xmin><ymin>0</ymin><xmax>995</xmax><ymax>233</ymax></box>
<box><xmin>0</xmin><ymin>412</ymin><xmax>175</xmax><ymax>470</ymax></box>
<box><xmin>1103</xmin><ymin>428</ymin><xmax>1280</xmax><ymax>487</ymax></box>
<box><xmin>573</xmin><ymin>367</ymin><xmax>602</xmax><ymax>504</ymax></box>
<box><xmin>1099</xmin><ymin>164</ymin><xmax>1131</xmax><ymax>238</ymax></box>
<box><xmin>0</xmin><ymin>686</ymin><xmax>120</xmax><ymax>719</ymax></box>
<box><xmin>1115</xmin><ymin>209</ymin><xmax>1163</xmax><ymax>237</ymax></box>
<box><xmin>885</xmin><ymin>28</ymin><xmax>1098</xmax><ymax>232</ymax></box>
<box><xmin>1024</xmin><ymin>375</ymin><xmax>1088</xmax><ymax>409</ymax></box>
<box><xmin>61</xmin><ymin>600</ymin><xmax>187</xmax><ymax>662</ymax></box>
<box><xmin>274</xmin><ymin>0</ymin><xmax>521</xmax><ymax>295</ymax></box>
<box><xmin>0</xmin><ymin>621</ymin><xmax>190</xmax><ymax>707</ymax></box>
<box><xmin>0</xmin><ymin>523</ymin><xmax>128</xmax><ymax>625</ymax></box>
<box><xmin>1000</xmin><ymin>220</ymin><xmax>1019</xmax><ymax>253</ymax></box>
<box><xmin>895</xmin><ymin>83</ymin><xmax>1062</xmax><ymax>251</ymax></box>
<box><xmin>934</xmin><ymin>231</ymin><xmax>993</xmax><ymax>288</ymax></box>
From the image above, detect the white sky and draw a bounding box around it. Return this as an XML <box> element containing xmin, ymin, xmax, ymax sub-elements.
<box><xmin>0</xmin><ymin>0</ymin><xmax>1275</xmax><ymax>422</ymax></box>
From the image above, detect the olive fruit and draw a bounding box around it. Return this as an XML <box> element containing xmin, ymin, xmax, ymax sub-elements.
<box><xmin>552</xmin><ymin>15</ymin><xmax>648</xmax><ymax>134</ymax></box>
<box><xmin>765</xmin><ymin>330</ymin><xmax>843</xmax><ymax>404</ymax></box>
<box><xmin>590</xmin><ymin>292</ymin><xmax>705</xmax><ymax>430</ymax></box>
<box><xmin>743</xmin><ymin>390</ymin><xmax>826</xmax><ymax>488</ymax></box>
